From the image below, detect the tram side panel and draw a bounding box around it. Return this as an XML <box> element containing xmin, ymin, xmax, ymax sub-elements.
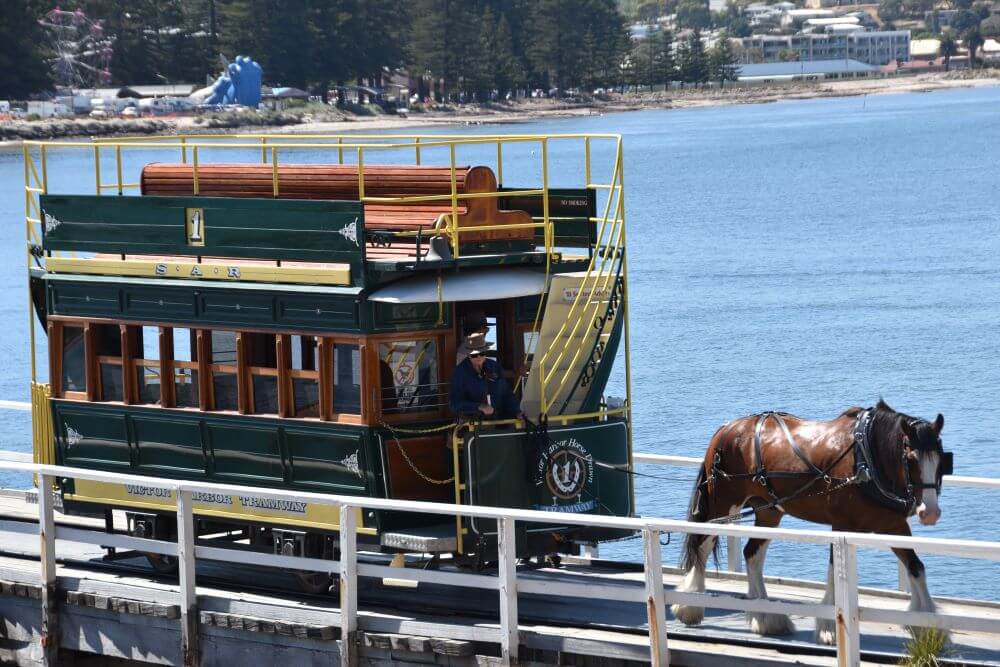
<box><xmin>464</xmin><ymin>419</ymin><xmax>635</xmax><ymax>555</ymax></box>
<box><xmin>52</xmin><ymin>402</ymin><xmax>386</xmax><ymax>536</ymax></box>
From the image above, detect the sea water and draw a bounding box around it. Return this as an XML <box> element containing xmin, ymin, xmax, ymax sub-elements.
<box><xmin>0</xmin><ymin>85</ymin><xmax>997</xmax><ymax>599</ymax></box>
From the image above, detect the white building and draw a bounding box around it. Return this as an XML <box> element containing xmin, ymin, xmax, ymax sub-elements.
<box><xmin>741</xmin><ymin>30</ymin><xmax>911</xmax><ymax>66</ymax></box>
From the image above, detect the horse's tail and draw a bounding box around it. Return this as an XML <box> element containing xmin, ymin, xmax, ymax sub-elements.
<box><xmin>681</xmin><ymin>463</ymin><xmax>711</xmax><ymax>572</ymax></box>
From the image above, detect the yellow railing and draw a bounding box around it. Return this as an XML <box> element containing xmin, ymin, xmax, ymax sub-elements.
<box><xmin>535</xmin><ymin>139</ymin><xmax>628</xmax><ymax>419</ymax></box>
<box><xmin>31</xmin><ymin>382</ymin><xmax>56</xmax><ymax>467</ymax></box>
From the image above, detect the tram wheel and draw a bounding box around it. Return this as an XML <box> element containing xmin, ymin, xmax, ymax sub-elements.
<box><xmin>295</xmin><ymin>571</ymin><xmax>334</xmax><ymax>594</ymax></box>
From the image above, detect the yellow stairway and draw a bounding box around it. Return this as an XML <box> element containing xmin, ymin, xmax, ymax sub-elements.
<box><xmin>521</xmin><ymin>271</ymin><xmax>619</xmax><ymax>418</ymax></box>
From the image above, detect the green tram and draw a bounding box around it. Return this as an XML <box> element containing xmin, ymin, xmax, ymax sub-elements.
<box><xmin>23</xmin><ymin>133</ymin><xmax>634</xmax><ymax>583</ymax></box>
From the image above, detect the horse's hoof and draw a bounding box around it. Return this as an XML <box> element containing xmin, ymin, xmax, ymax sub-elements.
<box><xmin>671</xmin><ymin>604</ymin><xmax>704</xmax><ymax>626</ymax></box>
<box><xmin>749</xmin><ymin>612</ymin><xmax>796</xmax><ymax>636</ymax></box>
<box><xmin>814</xmin><ymin>619</ymin><xmax>836</xmax><ymax>645</ymax></box>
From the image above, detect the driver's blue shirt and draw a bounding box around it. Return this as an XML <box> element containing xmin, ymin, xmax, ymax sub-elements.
<box><xmin>449</xmin><ymin>357</ymin><xmax>520</xmax><ymax>419</ymax></box>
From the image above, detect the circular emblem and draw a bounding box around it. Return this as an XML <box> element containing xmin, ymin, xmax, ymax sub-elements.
<box><xmin>537</xmin><ymin>438</ymin><xmax>594</xmax><ymax>501</ymax></box>
<box><xmin>546</xmin><ymin>449</ymin><xmax>586</xmax><ymax>499</ymax></box>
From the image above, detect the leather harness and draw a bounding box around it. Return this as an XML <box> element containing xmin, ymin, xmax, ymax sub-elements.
<box><xmin>715</xmin><ymin>408</ymin><xmax>951</xmax><ymax>517</ymax></box>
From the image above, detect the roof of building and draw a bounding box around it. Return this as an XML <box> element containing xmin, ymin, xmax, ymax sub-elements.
<box><xmin>77</xmin><ymin>84</ymin><xmax>197</xmax><ymax>99</ymax></box>
<box><xmin>785</xmin><ymin>8</ymin><xmax>836</xmax><ymax>17</ymax></box>
<box><xmin>737</xmin><ymin>59</ymin><xmax>878</xmax><ymax>79</ymax></box>
<box><xmin>805</xmin><ymin>16</ymin><xmax>860</xmax><ymax>25</ymax></box>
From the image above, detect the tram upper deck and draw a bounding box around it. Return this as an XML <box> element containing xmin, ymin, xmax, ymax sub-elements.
<box><xmin>21</xmin><ymin>134</ymin><xmax>634</xmax><ymax>556</ymax></box>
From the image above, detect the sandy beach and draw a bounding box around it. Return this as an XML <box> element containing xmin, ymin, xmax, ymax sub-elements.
<box><xmin>3</xmin><ymin>71</ymin><xmax>999</xmax><ymax>144</ymax></box>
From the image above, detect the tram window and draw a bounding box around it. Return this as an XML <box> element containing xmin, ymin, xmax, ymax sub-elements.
<box><xmin>290</xmin><ymin>335</ymin><xmax>319</xmax><ymax>418</ymax></box>
<box><xmin>246</xmin><ymin>332</ymin><xmax>278</xmax><ymax>415</ymax></box>
<box><xmin>172</xmin><ymin>329</ymin><xmax>199</xmax><ymax>408</ymax></box>
<box><xmin>61</xmin><ymin>326</ymin><xmax>87</xmax><ymax>394</ymax></box>
<box><xmin>210</xmin><ymin>331</ymin><xmax>238</xmax><ymax>411</ymax></box>
<box><xmin>332</xmin><ymin>344</ymin><xmax>361</xmax><ymax>414</ymax></box>
<box><xmin>211</xmin><ymin>331</ymin><xmax>237</xmax><ymax>364</ymax></box>
<box><xmin>378</xmin><ymin>340</ymin><xmax>439</xmax><ymax>413</ymax></box>
<box><xmin>134</xmin><ymin>326</ymin><xmax>161</xmax><ymax>405</ymax></box>
<box><xmin>94</xmin><ymin>324</ymin><xmax>123</xmax><ymax>402</ymax></box>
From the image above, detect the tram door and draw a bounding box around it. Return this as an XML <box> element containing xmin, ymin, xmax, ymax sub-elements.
<box><xmin>454</xmin><ymin>301</ymin><xmax>518</xmax><ymax>382</ymax></box>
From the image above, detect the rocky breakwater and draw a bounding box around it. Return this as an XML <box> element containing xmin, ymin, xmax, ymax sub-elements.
<box><xmin>0</xmin><ymin>118</ymin><xmax>171</xmax><ymax>142</ymax></box>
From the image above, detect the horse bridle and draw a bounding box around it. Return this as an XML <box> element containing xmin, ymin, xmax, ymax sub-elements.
<box><xmin>902</xmin><ymin>422</ymin><xmax>953</xmax><ymax>494</ymax></box>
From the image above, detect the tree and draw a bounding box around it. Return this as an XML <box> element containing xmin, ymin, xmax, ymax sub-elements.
<box><xmin>879</xmin><ymin>0</ymin><xmax>903</xmax><ymax>22</ymax></box>
<box><xmin>468</xmin><ymin>7</ymin><xmax>523</xmax><ymax>99</ymax></box>
<box><xmin>778</xmin><ymin>48</ymin><xmax>801</xmax><ymax>62</ymax></box>
<box><xmin>409</xmin><ymin>0</ymin><xmax>475</xmax><ymax>100</ymax></box>
<box><xmin>709</xmin><ymin>32</ymin><xmax>739</xmax><ymax>87</ymax></box>
<box><xmin>676</xmin><ymin>0</ymin><xmax>711</xmax><ymax>30</ymax></box>
<box><xmin>654</xmin><ymin>28</ymin><xmax>677</xmax><ymax>84</ymax></box>
<box><xmin>981</xmin><ymin>12</ymin><xmax>1000</xmax><ymax>38</ymax></box>
<box><xmin>0</xmin><ymin>0</ymin><xmax>52</xmax><ymax>98</ymax></box>
<box><xmin>677</xmin><ymin>28</ymin><xmax>709</xmax><ymax>84</ymax></box>
<box><xmin>715</xmin><ymin>1</ymin><xmax>752</xmax><ymax>37</ymax></box>
<box><xmin>950</xmin><ymin>8</ymin><xmax>981</xmax><ymax>33</ymax></box>
<box><xmin>939</xmin><ymin>29</ymin><xmax>958</xmax><ymax>70</ymax></box>
<box><xmin>963</xmin><ymin>26</ymin><xmax>984</xmax><ymax>66</ymax></box>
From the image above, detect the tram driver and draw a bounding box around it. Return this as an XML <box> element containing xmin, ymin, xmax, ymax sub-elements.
<box><xmin>449</xmin><ymin>332</ymin><xmax>522</xmax><ymax>420</ymax></box>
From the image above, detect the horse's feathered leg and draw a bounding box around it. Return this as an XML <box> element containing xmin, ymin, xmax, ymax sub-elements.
<box><xmin>890</xmin><ymin>523</ymin><xmax>947</xmax><ymax>643</ymax></box>
<box><xmin>671</xmin><ymin>463</ymin><xmax>716</xmax><ymax>626</ymax></box>
<box><xmin>745</xmin><ymin>506</ymin><xmax>795</xmax><ymax>636</ymax></box>
<box><xmin>815</xmin><ymin>546</ymin><xmax>836</xmax><ymax>644</ymax></box>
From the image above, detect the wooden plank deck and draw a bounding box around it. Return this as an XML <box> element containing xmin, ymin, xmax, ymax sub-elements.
<box><xmin>0</xmin><ymin>490</ymin><xmax>998</xmax><ymax>666</ymax></box>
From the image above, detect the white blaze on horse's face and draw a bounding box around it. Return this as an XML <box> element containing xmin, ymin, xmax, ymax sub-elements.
<box><xmin>916</xmin><ymin>451</ymin><xmax>941</xmax><ymax>526</ymax></box>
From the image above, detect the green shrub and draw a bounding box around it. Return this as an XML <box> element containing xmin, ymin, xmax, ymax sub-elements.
<box><xmin>900</xmin><ymin>628</ymin><xmax>950</xmax><ymax>667</ymax></box>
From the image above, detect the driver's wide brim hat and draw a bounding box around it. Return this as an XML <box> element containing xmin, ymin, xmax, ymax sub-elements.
<box><xmin>465</xmin><ymin>332</ymin><xmax>494</xmax><ymax>355</ymax></box>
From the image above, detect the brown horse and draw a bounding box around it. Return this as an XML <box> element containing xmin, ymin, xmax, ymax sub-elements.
<box><xmin>672</xmin><ymin>400</ymin><xmax>951</xmax><ymax>644</ymax></box>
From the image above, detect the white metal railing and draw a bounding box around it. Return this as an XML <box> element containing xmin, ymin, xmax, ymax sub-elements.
<box><xmin>0</xmin><ymin>457</ymin><xmax>999</xmax><ymax>667</ymax></box>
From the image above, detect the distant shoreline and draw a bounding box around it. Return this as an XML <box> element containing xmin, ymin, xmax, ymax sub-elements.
<box><xmin>3</xmin><ymin>71</ymin><xmax>998</xmax><ymax>146</ymax></box>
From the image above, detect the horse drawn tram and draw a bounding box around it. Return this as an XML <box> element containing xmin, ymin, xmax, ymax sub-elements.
<box><xmin>21</xmin><ymin>133</ymin><xmax>635</xmax><ymax>587</ymax></box>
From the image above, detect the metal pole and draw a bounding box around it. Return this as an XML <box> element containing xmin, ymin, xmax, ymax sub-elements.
<box><xmin>497</xmin><ymin>516</ymin><xmax>519</xmax><ymax>664</ymax></box>
<box><xmin>339</xmin><ymin>504</ymin><xmax>358</xmax><ymax>667</ymax></box>
<box><xmin>115</xmin><ymin>144</ymin><xmax>123</xmax><ymax>195</ymax></box>
<box><xmin>177</xmin><ymin>488</ymin><xmax>199</xmax><ymax>667</ymax></box>
<box><xmin>38</xmin><ymin>473</ymin><xmax>59</xmax><ymax>665</ymax></box>
<box><xmin>834</xmin><ymin>537</ymin><xmax>860</xmax><ymax>667</ymax></box>
<box><xmin>449</xmin><ymin>143</ymin><xmax>459</xmax><ymax>258</ymax></box>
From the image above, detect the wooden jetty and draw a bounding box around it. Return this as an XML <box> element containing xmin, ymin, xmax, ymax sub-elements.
<box><xmin>1</xmin><ymin>451</ymin><xmax>998</xmax><ymax>667</ymax></box>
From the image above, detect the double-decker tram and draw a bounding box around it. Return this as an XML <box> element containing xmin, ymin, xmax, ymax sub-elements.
<box><xmin>22</xmin><ymin>133</ymin><xmax>634</xmax><ymax>588</ymax></box>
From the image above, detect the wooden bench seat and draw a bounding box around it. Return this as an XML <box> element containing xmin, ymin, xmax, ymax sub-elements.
<box><xmin>141</xmin><ymin>163</ymin><xmax>533</xmax><ymax>243</ymax></box>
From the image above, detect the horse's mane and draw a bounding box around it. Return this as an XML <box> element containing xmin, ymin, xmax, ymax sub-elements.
<box><xmin>870</xmin><ymin>399</ymin><xmax>912</xmax><ymax>497</ymax></box>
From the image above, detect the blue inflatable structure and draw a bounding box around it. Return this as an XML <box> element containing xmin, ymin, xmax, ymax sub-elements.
<box><xmin>205</xmin><ymin>56</ymin><xmax>263</xmax><ymax>107</ymax></box>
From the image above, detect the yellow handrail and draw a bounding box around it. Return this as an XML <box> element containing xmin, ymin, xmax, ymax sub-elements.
<box><xmin>534</xmin><ymin>142</ymin><xmax>622</xmax><ymax>375</ymax></box>
<box><xmin>534</xmin><ymin>141</ymin><xmax>627</xmax><ymax>413</ymax></box>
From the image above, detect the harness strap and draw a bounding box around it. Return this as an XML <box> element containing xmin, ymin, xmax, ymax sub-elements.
<box><xmin>750</xmin><ymin>411</ymin><xmax>849</xmax><ymax>501</ymax></box>
<box><xmin>752</xmin><ymin>413</ymin><xmax>780</xmax><ymax>500</ymax></box>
